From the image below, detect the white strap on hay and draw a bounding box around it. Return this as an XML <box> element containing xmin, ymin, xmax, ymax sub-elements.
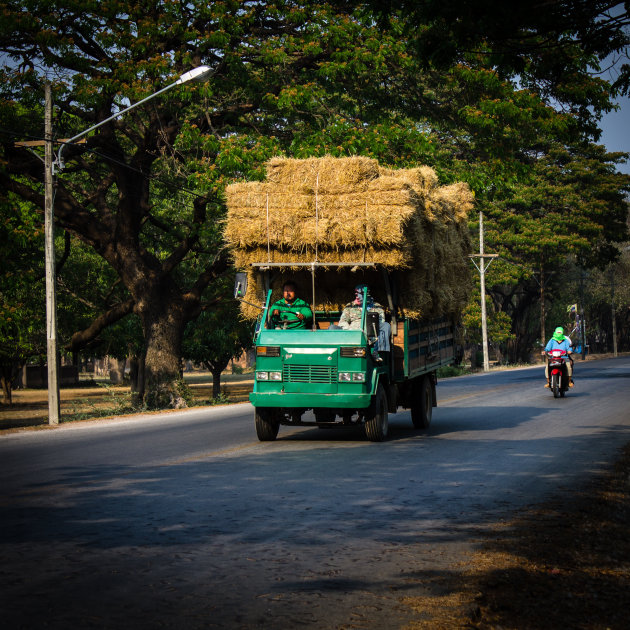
<box><xmin>315</xmin><ymin>172</ymin><xmax>319</xmax><ymax>262</ymax></box>
<box><xmin>266</xmin><ymin>192</ymin><xmax>270</xmax><ymax>263</ymax></box>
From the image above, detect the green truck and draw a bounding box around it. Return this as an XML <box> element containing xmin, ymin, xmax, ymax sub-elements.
<box><xmin>236</xmin><ymin>263</ymin><xmax>457</xmax><ymax>442</ymax></box>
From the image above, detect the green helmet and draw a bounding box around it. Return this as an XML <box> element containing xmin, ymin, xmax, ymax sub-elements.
<box><xmin>552</xmin><ymin>327</ymin><xmax>565</xmax><ymax>343</ymax></box>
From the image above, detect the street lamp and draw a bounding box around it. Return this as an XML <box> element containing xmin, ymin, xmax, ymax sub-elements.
<box><xmin>57</xmin><ymin>65</ymin><xmax>213</xmax><ymax>170</ymax></box>
<box><xmin>44</xmin><ymin>65</ymin><xmax>212</xmax><ymax>424</ymax></box>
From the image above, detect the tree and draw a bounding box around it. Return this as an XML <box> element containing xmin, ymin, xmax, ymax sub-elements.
<box><xmin>2</xmin><ymin>0</ymin><xmax>629</xmax><ymax>408</ymax></box>
<box><xmin>367</xmin><ymin>1</ymin><xmax>630</xmax><ymax>100</ymax></box>
<box><xmin>461</xmin><ymin>286</ymin><xmax>515</xmax><ymax>364</ymax></box>
<box><xmin>586</xmin><ymin>224</ymin><xmax>630</xmax><ymax>352</ymax></box>
<box><xmin>0</xmin><ymin>1</ymin><xmax>499</xmax><ymax>405</ymax></box>
<box><xmin>481</xmin><ymin>143</ymin><xmax>630</xmax><ymax>360</ymax></box>
<box><xmin>0</xmin><ymin>194</ymin><xmax>45</xmax><ymax>403</ymax></box>
<box><xmin>2</xmin><ymin>1</ymin><xmax>409</xmax><ymax>407</ymax></box>
<box><xmin>182</xmin><ymin>302</ymin><xmax>253</xmax><ymax>400</ymax></box>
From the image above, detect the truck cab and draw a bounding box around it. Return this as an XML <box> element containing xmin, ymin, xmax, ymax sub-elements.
<box><xmin>235</xmin><ymin>264</ymin><xmax>456</xmax><ymax>442</ymax></box>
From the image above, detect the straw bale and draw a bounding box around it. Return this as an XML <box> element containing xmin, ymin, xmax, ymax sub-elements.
<box><xmin>426</xmin><ymin>182</ymin><xmax>475</xmax><ymax>223</ymax></box>
<box><xmin>233</xmin><ymin>246</ymin><xmax>412</xmax><ymax>269</ymax></box>
<box><xmin>226</xmin><ymin>184</ymin><xmax>420</xmax><ymax>250</ymax></box>
<box><xmin>265</xmin><ymin>155</ymin><xmax>380</xmax><ymax>192</ymax></box>
<box><xmin>378</xmin><ymin>165</ymin><xmax>439</xmax><ymax>192</ymax></box>
<box><xmin>226</xmin><ymin>156</ymin><xmax>473</xmax><ymax>320</ymax></box>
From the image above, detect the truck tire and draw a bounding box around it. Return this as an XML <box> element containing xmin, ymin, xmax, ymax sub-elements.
<box><xmin>411</xmin><ymin>375</ymin><xmax>432</xmax><ymax>429</ymax></box>
<box><xmin>255</xmin><ymin>407</ymin><xmax>279</xmax><ymax>441</ymax></box>
<box><xmin>365</xmin><ymin>384</ymin><xmax>389</xmax><ymax>442</ymax></box>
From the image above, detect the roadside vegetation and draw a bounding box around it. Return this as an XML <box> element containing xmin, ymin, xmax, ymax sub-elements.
<box><xmin>1</xmin><ymin>2</ymin><xmax>629</xmax><ymax>410</ymax></box>
<box><xmin>0</xmin><ymin>370</ymin><xmax>254</xmax><ymax>430</ymax></box>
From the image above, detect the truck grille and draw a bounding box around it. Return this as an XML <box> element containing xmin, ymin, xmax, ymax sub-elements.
<box><xmin>283</xmin><ymin>364</ymin><xmax>337</xmax><ymax>384</ymax></box>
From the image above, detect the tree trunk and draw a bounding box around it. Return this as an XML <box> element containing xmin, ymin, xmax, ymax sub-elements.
<box><xmin>0</xmin><ymin>360</ymin><xmax>20</xmax><ymax>405</ymax></box>
<box><xmin>211</xmin><ymin>369</ymin><xmax>222</xmax><ymax>399</ymax></box>
<box><xmin>1</xmin><ymin>375</ymin><xmax>12</xmax><ymax>405</ymax></box>
<box><xmin>132</xmin><ymin>353</ymin><xmax>146</xmax><ymax>407</ymax></box>
<box><xmin>109</xmin><ymin>357</ymin><xmax>126</xmax><ymax>384</ymax></box>
<box><xmin>137</xmin><ymin>289</ymin><xmax>188</xmax><ymax>409</ymax></box>
<box><xmin>129</xmin><ymin>356</ymin><xmax>140</xmax><ymax>392</ymax></box>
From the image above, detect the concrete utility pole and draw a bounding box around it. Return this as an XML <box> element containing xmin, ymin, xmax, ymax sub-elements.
<box><xmin>44</xmin><ymin>82</ymin><xmax>60</xmax><ymax>424</ymax></box>
<box><xmin>470</xmin><ymin>211</ymin><xmax>498</xmax><ymax>372</ymax></box>
<box><xmin>610</xmin><ymin>268</ymin><xmax>618</xmax><ymax>357</ymax></box>
<box><xmin>579</xmin><ymin>270</ymin><xmax>587</xmax><ymax>360</ymax></box>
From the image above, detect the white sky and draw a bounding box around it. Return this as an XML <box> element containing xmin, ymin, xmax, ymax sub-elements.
<box><xmin>600</xmin><ymin>93</ymin><xmax>630</xmax><ymax>174</ymax></box>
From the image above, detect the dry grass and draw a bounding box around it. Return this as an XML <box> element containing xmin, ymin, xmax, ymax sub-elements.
<box><xmin>0</xmin><ymin>375</ymin><xmax>254</xmax><ymax>431</ymax></box>
<box><xmin>225</xmin><ymin>156</ymin><xmax>473</xmax><ymax>320</ymax></box>
<box><xmin>265</xmin><ymin>155</ymin><xmax>380</xmax><ymax>190</ymax></box>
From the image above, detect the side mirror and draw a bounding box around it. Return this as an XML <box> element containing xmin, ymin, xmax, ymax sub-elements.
<box><xmin>367</xmin><ymin>312</ymin><xmax>380</xmax><ymax>338</ymax></box>
<box><xmin>234</xmin><ymin>272</ymin><xmax>248</xmax><ymax>299</ymax></box>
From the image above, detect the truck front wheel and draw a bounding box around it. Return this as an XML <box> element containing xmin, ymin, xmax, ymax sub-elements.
<box><xmin>411</xmin><ymin>375</ymin><xmax>432</xmax><ymax>429</ymax></box>
<box><xmin>254</xmin><ymin>407</ymin><xmax>279</xmax><ymax>441</ymax></box>
<box><xmin>365</xmin><ymin>384</ymin><xmax>389</xmax><ymax>442</ymax></box>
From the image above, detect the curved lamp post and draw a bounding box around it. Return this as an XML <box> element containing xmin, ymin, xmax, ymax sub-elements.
<box><xmin>57</xmin><ymin>65</ymin><xmax>213</xmax><ymax>170</ymax></box>
<box><xmin>45</xmin><ymin>65</ymin><xmax>212</xmax><ymax>424</ymax></box>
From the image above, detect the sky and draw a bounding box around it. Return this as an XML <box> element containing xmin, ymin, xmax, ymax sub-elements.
<box><xmin>600</xmin><ymin>93</ymin><xmax>630</xmax><ymax>175</ymax></box>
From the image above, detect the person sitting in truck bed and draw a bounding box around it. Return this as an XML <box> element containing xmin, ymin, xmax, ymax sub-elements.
<box><xmin>269</xmin><ymin>280</ymin><xmax>313</xmax><ymax>329</ymax></box>
<box><xmin>335</xmin><ymin>284</ymin><xmax>391</xmax><ymax>353</ymax></box>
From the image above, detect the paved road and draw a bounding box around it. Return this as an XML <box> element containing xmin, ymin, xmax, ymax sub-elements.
<box><xmin>2</xmin><ymin>357</ymin><xmax>629</xmax><ymax>629</ymax></box>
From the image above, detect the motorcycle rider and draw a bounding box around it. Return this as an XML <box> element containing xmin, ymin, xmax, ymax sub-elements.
<box><xmin>543</xmin><ymin>326</ymin><xmax>574</xmax><ymax>387</ymax></box>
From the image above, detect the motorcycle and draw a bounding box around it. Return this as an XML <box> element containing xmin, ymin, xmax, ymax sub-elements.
<box><xmin>546</xmin><ymin>349</ymin><xmax>571</xmax><ymax>398</ymax></box>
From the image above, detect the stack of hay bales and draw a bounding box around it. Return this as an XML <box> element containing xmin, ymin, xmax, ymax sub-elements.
<box><xmin>225</xmin><ymin>156</ymin><xmax>473</xmax><ymax>320</ymax></box>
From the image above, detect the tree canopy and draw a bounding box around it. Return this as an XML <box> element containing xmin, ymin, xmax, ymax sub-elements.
<box><xmin>1</xmin><ymin>0</ymin><xmax>629</xmax><ymax>403</ymax></box>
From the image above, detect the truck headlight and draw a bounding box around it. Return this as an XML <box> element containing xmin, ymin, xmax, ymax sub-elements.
<box><xmin>256</xmin><ymin>371</ymin><xmax>269</xmax><ymax>381</ymax></box>
<box><xmin>339</xmin><ymin>372</ymin><xmax>351</xmax><ymax>382</ymax></box>
<box><xmin>269</xmin><ymin>371</ymin><xmax>282</xmax><ymax>381</ymax></box>
<box><xmin>352</xmin><ymin>373</ymin><xmax>366</xmax><ymax>382</ymax></box>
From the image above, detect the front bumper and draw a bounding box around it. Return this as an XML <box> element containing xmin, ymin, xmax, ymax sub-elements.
<box><xmin>250</xmin><ymin>391</ymin><xmax>372</xmax><ymax>409</ymax></box>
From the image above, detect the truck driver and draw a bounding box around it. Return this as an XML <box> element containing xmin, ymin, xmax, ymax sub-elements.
<box><xmin>269</xmin><ymin>280</ymin><xmax>313</xmax><ymax>329</ymax></box>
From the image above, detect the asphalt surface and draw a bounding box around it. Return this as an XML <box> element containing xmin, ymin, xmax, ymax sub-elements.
<box><xmin>1</xmin><ymin>357</ymin><xmax>629</xmax><ymax>629</ymax></box>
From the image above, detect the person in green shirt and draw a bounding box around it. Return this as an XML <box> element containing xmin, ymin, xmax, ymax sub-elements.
<box><xmin>269</xmin><ymin>281</ymin><xmax>313</xmax><ymax>329</ymax></box>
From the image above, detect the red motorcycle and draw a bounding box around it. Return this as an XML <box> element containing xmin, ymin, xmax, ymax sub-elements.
<box><xmin>546</xmin><ymin>349</ymin><xmax>571</xmax><ymax>398</ymax></box>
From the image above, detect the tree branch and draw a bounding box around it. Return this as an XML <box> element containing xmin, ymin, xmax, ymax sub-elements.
<box><xmin>185</xmin><ymin>248</ymin><xmax>231</xmax><ymax>307</ymax></box>
<box><xmin>65</xmin><ymin>298</ymin><xmax>135</xmax><ymax>353</ymax></box>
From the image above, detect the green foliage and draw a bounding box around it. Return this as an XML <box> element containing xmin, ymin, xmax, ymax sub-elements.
<box><xmin>436</xmin><ymin>364</ymin><xmax>470</xmax><ymax>378</ymax></box>
<box><xmin>484</xmin><ymin>144</ymin><xmax>630</xmax><ymax>272</ymax></box>
<box><xmin>174</xmin><ymin>378</ymin><xmax>194</xmax><ymax>407</ymax></box>
<box><xmin>1</xmin><ymin>0</ymin><xmax>629</xmax><ymax>391</ymax></box>
<box><xmin>462</xmin><ymin>293</ymin><xmax>515</xmax><ymax>347</ymax></box>
<box><xmin>206</xmin><ymin>391</ymin><xmax>231</xmax><ymax>406</ymax></box>
<box><xmin>67</xmin><ymin>383</ymin><xmax>135</xmax><ymax>422</ymax></box>
<box><xmin>0</xmin><ymin>193</ymin><xmax>46</xmax><ymax>400</ymax></box>
<box><xmin>183</xmin><ymin>301</ymin><xmax>253</xmax><ymax>383</ymax></box>
<box><xmin>367</xmin><ymin>2</ymin><xmax>630</xmax><ymax>102</ymax></box>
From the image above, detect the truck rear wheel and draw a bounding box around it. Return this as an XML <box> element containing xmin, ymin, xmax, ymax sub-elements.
<box><xmin>254</xmin><ymin>407</ymin><xmax>279</xmax><ymax>441</ymax></box>
<box><xmin>411</xmin><ymin>375</ymin><xmax>432</xmax><ymax>429</ymax></box>
<box><xmin>365</xmin><ymin>384</ymin><xmax>388</xmax><ymax>442</ymax></box>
